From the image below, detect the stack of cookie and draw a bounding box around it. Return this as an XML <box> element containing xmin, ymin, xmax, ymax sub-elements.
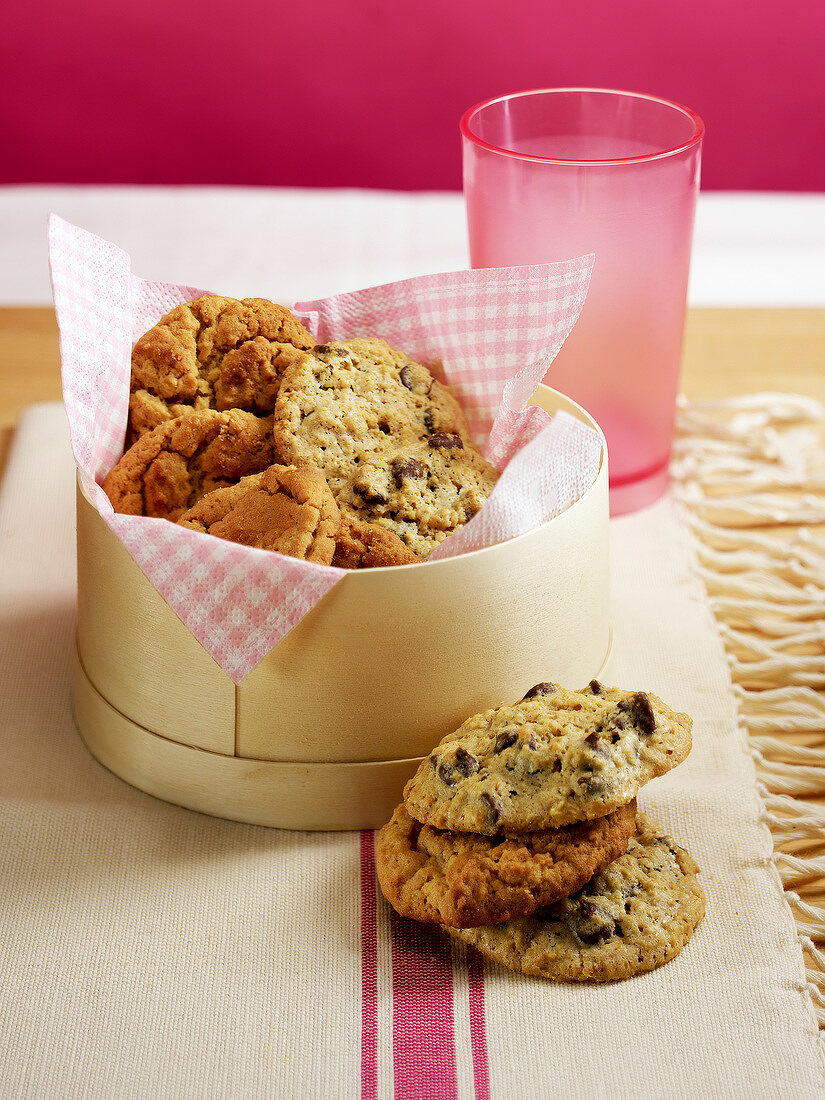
<box><xmin>377</xmin><ymin>681</ymin><xmax>705</xmax><ymax>982</ymax></box>
<box><xmin>102</xmin><ymin>295</ymin><xmax>500</xmax><ymax>567</ymax></box>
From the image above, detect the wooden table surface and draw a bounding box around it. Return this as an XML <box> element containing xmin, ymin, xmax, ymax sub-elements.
<box><xmin>2</xmin><ymin>306</ymin><xmax>825</xmax><ymax>476</ymax></box>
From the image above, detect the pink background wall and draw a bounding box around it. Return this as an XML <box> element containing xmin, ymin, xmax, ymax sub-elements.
<box><xmin>3</xmin><ymin>0</ymin><xmax>824</xmax><ymax>191</ymax></box>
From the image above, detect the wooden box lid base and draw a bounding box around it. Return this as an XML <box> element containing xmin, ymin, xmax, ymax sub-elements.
<box><xmin>72</xmin><ymin>629</ymin><xmax>613</xmax><ymax>830</ymax></box>
<box><xmin>72</xmin><ymin>650</ymin><xmax>423</xmax><ymax>830</ymax></box>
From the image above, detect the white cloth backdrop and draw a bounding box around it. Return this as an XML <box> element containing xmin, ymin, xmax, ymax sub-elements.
<box><xmin>1</xmin><ymin>187</ymin><xmax>825</xmax><ymax>306</ymax></box>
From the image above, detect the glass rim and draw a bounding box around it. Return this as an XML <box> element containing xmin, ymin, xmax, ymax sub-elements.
<box><xmin>460</xmin><ymin>87</ymin><xmax>705</xmax><ymax>166</ymax></box>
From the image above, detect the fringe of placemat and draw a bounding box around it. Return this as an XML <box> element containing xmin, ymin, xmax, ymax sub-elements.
<box><xmin>672</xmin><ymin>392</ymin><xmax>825</xmax><ymax>1029</ymax></box>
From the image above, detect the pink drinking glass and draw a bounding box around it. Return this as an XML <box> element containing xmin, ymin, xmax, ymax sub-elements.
<box><xmin>461</xmin><ymin>88</ymin><xmax>704</xmax><ymax>514</ymax></box>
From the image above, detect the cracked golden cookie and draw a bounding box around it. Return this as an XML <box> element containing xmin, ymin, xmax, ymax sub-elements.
<box><xmin>177</xmin><ymin>463</ymin><xmax>341</xmax><ymax>564</ymax></box>
<box><xmin>449</xmin><ymin>813</ymin><xmax>704</xmax><ymax>982</ymax></box>
<box><xmin>272</xmin><ymin>339</ymin><xmax>499</xmax><ymax>557</ymax></box>
<box><xmin>403</xmin><ymin>681</ymin><xmax>692</xmax><ymax>835</ymax></box>
<box><xmin>376</xmin><ymin>800</ymin><xmax>636</xmax><ymax>928</ymax></box>
<box><xmin>332</xmin><ymin>515</ymin><xmax>422</xmax><ymax>569</ymax></box>
<box><xmin>103</xmin><ymin>409</ymin><xmax>277</xmax><ymax>521</ymax></box>
<box><xmin>128</xmin><ymin>295</ymin><xmax>314</xmax><ymax>442</ymax></box>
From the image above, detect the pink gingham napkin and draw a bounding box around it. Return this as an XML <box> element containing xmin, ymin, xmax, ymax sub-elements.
<box><xmin>49</xmin><ymin>215</ymin><xmax>600</xmax><ymax>682</ymax></box>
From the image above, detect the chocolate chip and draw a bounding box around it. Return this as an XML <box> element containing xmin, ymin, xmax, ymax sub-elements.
<box><xmin>584</xmin><ymin>731</ymin><xmax>600</xmax><ymax>748</ymax></box>
<box><xmin>354</xmin><ymin>483</ymin><xmax>388</xmax><ymax>506</ymax></box>
<box><xmin>423</xmin><ymin>408</ymin><xmax>436</xmax><ymax>433</ymax></box>
<box><xmin>584</xmin><ymin>731</ymin><xmax>608</xmax><ymax>757</ymax></box>
<box><xmin>392</xmin><ymin>458</ymin><xmax>425</xmax><ymax>487</ymax></box>
<box><xmin>454</xmin><ymin>747</ymin><xmax>479</xmax><ymax>777</ymax></box>
<box><xmin>578</xmin><ymin>774</ymin><xmax>604</xmax><ymax>794</ymax></box>
<box><xmin>493</xmin><ymin>728</ymin><xmax>519</xmax><ymax>753</ymax></box>
<box><xmin>399</xmin><ymin>364</ymin><xmax>432</xmax><ymax>395</ymax></box>
<box><xmin>437</xmin><ymin>760</ymin><xmax>457</xmax><ymax>786</ymax></box>
<box><xmin>427</xmin><ymin>432</ymin><xmax>463</xmax><ymax>450</ymax></box>
<box><xmin>588</xmin><ymin>679</ymin><xmax>602</xmax><ymax>694</ymax></box>
<box><xmin>315</xmin><ymin>343</ymin><xmax>345</xmax><ymax>356</ymax></box>
<box><xmin>480</xmin><ymin>792</ymin><xmax>501</xmax><ymax>828</ymax></box>
<box><xmin>526</xmin><ymin>732</ymin><xmax>538</xmax><ymax>750</ymax></box>
<box><xmin>523</xmin><ymin>683</ymin><xmax>555</xmax><ymax>699</ymax></box>
<box><xmin>576</xmin><ymin>899</ymin><xmax>618</xmax><ymax>944</ymax></box>
<box><xmin>437</xmin><ymin>748</ymin><xmax>478</xmax><ymax>786</ymax></box>
<box><xmin>629</xmin><ymin>691</ymin><xmax>656</xmax><ymax>736</ymax></box>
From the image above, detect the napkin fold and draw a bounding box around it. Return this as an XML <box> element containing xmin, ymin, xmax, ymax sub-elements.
<box><xmin>50</xmin><ymin>216</ymin><xmax>600</xmax><ymax>682</ymax></box>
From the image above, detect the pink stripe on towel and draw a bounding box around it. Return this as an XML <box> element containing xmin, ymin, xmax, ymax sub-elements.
<box><xmin>360</xmin><ymin>831</ymin><xmax>378</xmax><ymax>1100</ymax></box>
<box><xmin>466</xmin><ymin>946</ymin><xmax>490</xmax><ymax>1100</ymax></box>
<box><xmin>391</xmin><ymin>914</ymin><xmax>459</xmax><ymax>1100</ymax></box>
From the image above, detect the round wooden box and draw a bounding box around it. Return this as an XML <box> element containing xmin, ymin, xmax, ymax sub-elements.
<box><xmin>72</xmin><ymin>385</ymin><xmax>611</xmax><ymax>829</ymax></box>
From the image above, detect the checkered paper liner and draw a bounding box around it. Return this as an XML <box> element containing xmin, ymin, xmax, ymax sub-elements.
<box><xmin>49</xmin><ymin>215</ymin><xmax>601</xmax><ymax>682</ymax></box>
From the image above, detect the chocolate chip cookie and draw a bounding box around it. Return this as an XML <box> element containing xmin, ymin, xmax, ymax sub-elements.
<box><xmin>177</xmin><ymin>464</ymin><xmax>341</xmax><ymax>564</ymax></box>
<box><xmin>449</xmin><ymin>814</ymin><xmax>704</xmax><ymax>981</ymax></box>
<box><xmin>103</xmin><ymin>409</ymin><xmax>277</xmax><ymax>521</ymax></box>
<box><xmin>128</xmin><ymin>296</ymin><xmax>314</xmax><ymax>442</ymax></box>
<box><xmin>332</xmin><ymin>515</ymin><xmax>422</xmax><ymax>569</ymax></box>
<box><xmin>403</xmin><ymin>682</ymin><xmax>692</xmax><ymax>835</ymax></box>
<box><xmin>334</xmin><ymin>440</ymin><xmax>499</xmax><ymax>558</ymax></box>
<box><xmin>272</xmin><ymin>339</ymin><xmax>499</xmax><ymax>557</ymax></box>
<box><xmin>376</xmin><ymin>800</ymin><xmax>637</xmax><ymax>928</ymax></box>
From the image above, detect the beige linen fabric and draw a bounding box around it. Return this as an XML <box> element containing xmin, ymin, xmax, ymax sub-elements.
<box><xmin>0</xmin><ymin>403</ymin><xmax>823</xmax><ymax>1098</ymax></box>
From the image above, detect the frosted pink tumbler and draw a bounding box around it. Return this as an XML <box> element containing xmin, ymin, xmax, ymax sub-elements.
<box><xmin>461</xmin><ymin>88</ymin><xmax>704</xmax><ymax>514</ymax></box>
